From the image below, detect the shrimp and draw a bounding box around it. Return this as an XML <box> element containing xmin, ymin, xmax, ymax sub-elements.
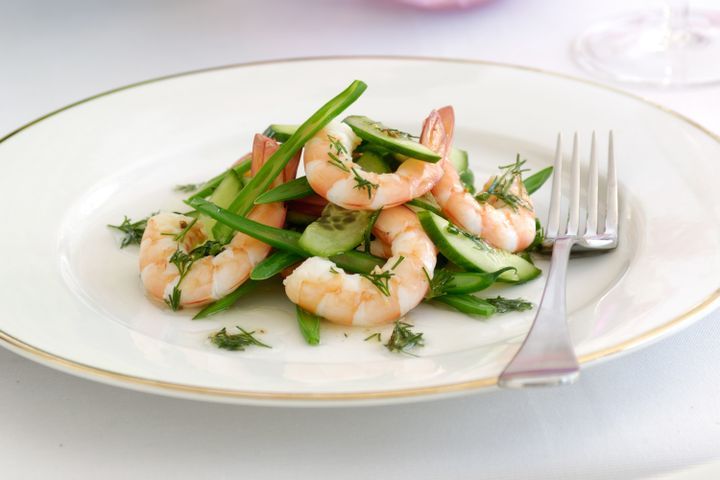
<box><xmin>431</xmin><ymin>106</ymin><xmax>536</xmax><ymax>252</ymax></box>
<box><xmin>139</xmin><ymin>134</ymin><xmax>299</xmax><ymax>308</ymax></box>
<box><xmin>302</xmin><ymin>113</ymin><xmax>445</xmax><ymax>210</ymax></box>
<box><xmin>284</xmin><ymin>206</ymin><xmax>436</xmax><ymax>326</ymax></box>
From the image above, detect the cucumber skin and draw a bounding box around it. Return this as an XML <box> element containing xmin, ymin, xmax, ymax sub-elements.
<box><xmin>298</xmin><ymin>205</ymin><xmax>374</xmax><ymax>257</ymax></box>
<box><xmin>264</xmin><ymin>124</ymin><xmax>297</xmax><ymax>143</ymax></box>
<box><xmin>343</xmin><ymin>116</ymin><xmax>441</xmax><ymax>163</ymax></box>
<box><xmin>417</xmin><ymin>210</ymin><xmax>541</xmax><ymax>283</ymax></box>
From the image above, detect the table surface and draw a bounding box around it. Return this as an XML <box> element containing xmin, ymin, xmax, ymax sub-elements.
<box><xmin>2</xmin><ymin>0</ymin><xmax>720</xmax><ymax>478</ymax></box>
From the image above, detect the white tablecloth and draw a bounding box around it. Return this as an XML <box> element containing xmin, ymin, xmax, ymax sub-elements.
<box><xmin>2</xmin><ymin>1</ymin><xmax>719</xmax><ymax>478</ymax></box>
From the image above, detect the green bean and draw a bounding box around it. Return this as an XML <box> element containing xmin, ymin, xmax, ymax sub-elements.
<box><xmin>254</xmin><ymin>177</ymin><xmax>313</xmax><ymax>204</ymax></box>
<box><xmin>251</xmin><ymin>251</ymin><xmax>303</xmax><ymax>280</ymax></box>
<box><xmin>524</xmin><ymin>166</ymin><xmax>553</xmax><ymax>195</ymax></box>
<box><xmin>296</xmin><ymin>306</ymin><xmax>322</xmax><ymax>345</ymax></box>
<box><xmin>213</xmin><ymin>80</ymin><xmax>367</xmax><ymax>243</ymax></box>
<box><xmin>192</xmin><ymin>280</ymin><xmax>258</xmax><ymax>320</ymax></box>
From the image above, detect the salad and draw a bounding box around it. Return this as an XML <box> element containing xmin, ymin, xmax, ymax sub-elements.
<box><xmin>109</xmin><ymin>80</ymin><xmax>552</xmax><ymax>354</ymax></box>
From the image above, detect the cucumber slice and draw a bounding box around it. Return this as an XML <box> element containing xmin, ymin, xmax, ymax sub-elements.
<box><xmin>356</xmin><ymin>150</ymin><xmax>392</xmax><ymax>173</ymax></box>
<box><xmin>459</xmin><ymin>169</ymin><xmax>476</xmax><ymax>194</ymax></box>
<box><xmin>343</xmin><ymin>116</ymin><xmax>441</xmax><ymax>163</ymax></box>
<box><xmin>417</xmin><ymin>210</ymin><xmax>541</xmax><ymax>283</ymax></box>
<box><xmin>450</xmin><ymin>148</ymin><xmax>468</xmax><ymax>172</ymax></box>
<box><xmin>263</xmin><ymin>124</ymin><xmax>297</xmax><ymax>143</ymax></box>
<box><xmin>203</xmin><ymin>169</ymin><xmax>243</xmax><ymax>236</ymax></box>
<box><xmin>298</xmin><ymin>203</ymin><xmax>376</xmax><ymax>257</ymax></box>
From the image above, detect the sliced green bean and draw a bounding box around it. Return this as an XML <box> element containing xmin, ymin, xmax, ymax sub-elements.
<box><xmin>188</xmin><ymin>198</ymin><xmax>384</xmax><ymax>274</ymax></box>
<box><xmin>254</xmin><ymin>177</ymin><xmax>313</xmax><ymax>204</ymax></box>
<box><xmin>296</xmin><ymin>306</ymin><xmax>322</xmax><ymax>345</ymax></box>
<box><xmin>192</xmin><ymin>280</ymin><xmax>258</xmax><ymax>320</ymax></box>
<box><xmin>330</xmin><ymin>250</ymin><xmax>384</xmax><ymax>273</ymax></box>
<box><xmin>213</xmin><ymin>80</ymin><xmax>367</xmax><ymax>243</ymax></box>
<box><xmin>524</xmin><ymin>166</ymin><xmax>553</xmax><ymax>195</ymax></box>
<box><xmin>189</xmin><ymin>197</ymin><xmax>307</xmax><ymax>255</ymax></box>
<box><xmin>433</xmin><ymin>294</ymin><xmax>496</xmax><ymax>317</ymax></box>
<box><xmin>251</xmin><ymin>251</ymin><xmax>303</xmax><ymax>280</ymax></box>
<box><xmin>440</xmin><ymin>267</ymin><xmax>517</xmax><ymax>295</ymax></box>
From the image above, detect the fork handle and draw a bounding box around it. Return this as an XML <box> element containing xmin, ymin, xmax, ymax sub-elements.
<box><xmin>498</xmin><ymin>237</ymin><xmax>580</xmax><ymax>388</ymax></box>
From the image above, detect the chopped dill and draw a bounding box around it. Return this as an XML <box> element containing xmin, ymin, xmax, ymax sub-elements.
<box><xmin>385</xmin><ymin>321</ymin><xmax>424</xmax><ymax>355</ymax></box>
<box><xmin>484</xmin><ymin>296</ymin><xmax>533</xmax><ymax>313</ymax></box>
<box><xmin>190</xmin><ymin>240</ymin><xmax>225</xmax><ymax>258</ymax></box>
<box><xmin>475</xmin><ymin>155</ymin><xmax>532</xmax><ymax>212</ymax></box>
<box><xmin>330</xmin><ymin>266</ymin><xmax>339</xmax><ymax>274</ymax></box>
<box><xmin>424</xmin><ymin>267</ymin><xmax>453</xmax><ymax>299</ymax></box>
<box><xmin>174</xmin><ymin>183</ymin><xmax>201</xmax><ymax>193</ymax></box>
<box><xmin>360</xmin><ymin>269</ymin><xmax>394</xmax><ymax>296</ymax></box>
<box><xmin>364</xmin><ymin>332</ymin><xmax>382</xmax><ymax>342</ymax></box>
<box><xmin>107</xmin><ymin>213</ymin><xmax>156</xmax><ymax>248</ymax></box>
<box><xmin>164</xmin><ymin>241</ymin><xmax>226</xmax><ymax>311</ymax></box>
<box><xmin>328</xmin><ymin>151</ymin><xmax>350</xmax><ymax>172</ymax></box>
<box><xmin>351</xmin><ymin>168</ymin><xmax>379</xmax><ymax>199</ymax></box>
<box><xmin>359</xmin><ymin>256</ymin><xmax>404</xmax><ymax>297</ymax></box>
<box><xmin>327</xmin><ymin>134</ymin><xmax>350</xmax><ymax>172</ymax></box>
<box><xmin>210</xmin><ymin>327</ymin><xmax>271</xmax><ymax>351</ymax></box>
<box><xmin>173</xmin><ymin>217</ymin><xmax>198</xmax><ymax>242</ymax></box>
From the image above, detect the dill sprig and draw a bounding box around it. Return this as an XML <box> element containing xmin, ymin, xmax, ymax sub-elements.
<box><xmin>364</xmin><ymin>332</ymin><xmax>382</xmax><ymax>342</ymax></box>
<box><xmin>385</xmin><ymin>321</ymin><xmax>424</xmax><ymax>355</ymax></box>
<box><xmin>107</xmin><ymin>212</ymin><xmax>157</xmax><ymax>248</ymax></box>
<box><xmin>164</xmin><ymin>240</ymin><xmax>226</xmax><ymax>311</ymax></box>
<box><xmin>174</xmin><ymin>183</ymin><xmax>201</xmax><ymax>193</ymax></box>
<box><xmin>328</xmin><ymin>134</ymin><xmax>348</xmax><ymax>154</ymax></box>
<box><xmin>360</xmin><ymin>270</ymin><xmax>394</xmax><ymax>296</ymax></box>
<box><xmin>172</xmin><ymin>217</ymin><xmax>198</xmax><ymax>242</ymax></box>
<box><xmin>327</xmin><ymin>134</ymin><xmax>350</xmax><ymax>172</ymax></box>
<box><xmin>423</xmin><ymin>267</ymin><xmax>453</xmax><ymax>299</ymax></box>
<box><xmin>484</xmin><ymin>296</ymin><xmax>533</xmax><ymax>313</ymax></box>
<box><xmin>360</xmin><ymin>256</ymin><xmax>404</xmax><ymax>296</ymax></box>
<box><xmin>351</xmin><ymin>167</ymin><xmax>379</xmax><ymax>199</ymax></box>
<box><xmin>210</xmin><ymin>327</ymin><xmax>271</xmax><ymax>351</ymax></box>
<box><xmin>475</xmin><ymin>155</ymin><xmax>532</xmax><ymax>212</ymax></box>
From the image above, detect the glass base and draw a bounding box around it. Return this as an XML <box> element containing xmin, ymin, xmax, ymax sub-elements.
<box><xmin>574</xmin><ymin>9</ymin><xmax>720</xmax><ymax>87</ymax></box>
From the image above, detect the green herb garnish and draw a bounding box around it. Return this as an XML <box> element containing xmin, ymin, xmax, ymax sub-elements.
<box><xmin>107</xmin><ymin>213</ymin><xmax>156</xmax><ymax>248</ymax></box>
<box><xmin>351</xmin><ymin>168</ymin><xmax>379</xmax><ymax>199</ymax></box>
<box><xmin>364</xmin><ymin>332</ymin><xmax>382</xmax><ymax>342</ymax></box>
<box><xmin>210</xmin><ymin>327</ymin><xmax>271</xmax><ymax>351</ymax></box>
<box><xmin>484</xmin><ymin>296</ymin><xmax>533</xmax><ymax>313</ymax></box>
<box><xmin>172</xmin><ymin>217</ymin><xmax>198</xmax><ymax>242</ymax></box>
<box><xmin>475</xmin><ymin>155</ymin><xmax>532</xmax><ymax>212</ymax></box>
<box><xmin>174</xmin><ymin>183</ymin><xmax>201</xmax><ymax>193</ymax></box>
<box><xmin>164</xmin><ymin>240</ymin><xmax>227</xmax><ymax>311</ymax></box>
<box><xmin>385</xmin><ymin>321</ymin><xmax>424</xmax><ymax>355</ymax></box>
<box><xmin>327</xmin><ymin>134</ymin><xmax>351</xmax><ymax>172</ymax></box>
<box><xmin>359</xmin><ymin>256</ymin><xmax>404</xmax><ymax>297</ymax></box>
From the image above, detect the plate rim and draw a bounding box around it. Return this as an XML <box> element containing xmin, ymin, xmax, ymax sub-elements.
<box><xmin>2</xmin><ymin>55</ymin><xmax>719</xmax><ymax>404</ymax></box>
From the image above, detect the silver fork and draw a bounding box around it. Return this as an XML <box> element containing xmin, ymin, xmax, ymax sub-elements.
<box><xmin>498</xmin><ymin>132</ymin><xmax>618</xmax><ymax>388</ymax></box>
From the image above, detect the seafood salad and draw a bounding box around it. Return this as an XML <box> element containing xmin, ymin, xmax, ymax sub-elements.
<box><xmin>108</xmin><ymin>80</ymin><xmax>552</xmax><ymax>353</ymax></box>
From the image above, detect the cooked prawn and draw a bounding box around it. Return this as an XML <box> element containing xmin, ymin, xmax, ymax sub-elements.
<box><xmin>303</xmin><ymin>113</ymin><xmax>445</xmax><ymax>210</ymax></box>
<box><xmin>139</xmin><ymin>134</ymin><xmax>299</xmax><ymax>308</ymax></box>
<box><xmin>431</xmin><ymin>106</ymin><xmax>536</xmax><ymax>252</ymax></box>
<box><xmin>284</xmin><ymin>206</ymin><xmax>436</xmax><ymax>326</ymax></box>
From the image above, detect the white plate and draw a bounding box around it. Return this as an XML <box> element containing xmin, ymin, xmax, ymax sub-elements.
<box><xmin>1</xmin><ymin>57</ymin><xmax>719</xmax><ymax>406</ymax></box>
